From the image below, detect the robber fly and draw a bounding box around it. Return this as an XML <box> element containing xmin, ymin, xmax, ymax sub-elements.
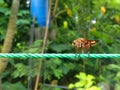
<box><xmin>72</xmin><ymin>38</ymin><xmax>97</xmax><ymax>53</ymax></box>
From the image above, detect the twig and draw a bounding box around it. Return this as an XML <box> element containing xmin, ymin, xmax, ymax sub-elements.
<box><xmin>55</xmin><ymin>9</ymin><xmax>66</xmax><ymax>18</ymax></box>
<box><xmin>53</xmin><ymin>0</ymin><xmax>59</xmax><ymax>16</ymax></box>
<box><xmin>34</xmin><ymin>0</ymin><xmax>52</xmax><ymax>90</ymax></box>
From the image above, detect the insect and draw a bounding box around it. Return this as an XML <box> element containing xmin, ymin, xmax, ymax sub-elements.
<box><xmin>72</xmin><ymin>38</ymin><xmax>97</xmax><ymax>53</ymax></box>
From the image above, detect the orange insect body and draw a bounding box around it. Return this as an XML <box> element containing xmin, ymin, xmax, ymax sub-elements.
<box><xmin>72</xmin><ymin>38</ymin><xmax>96</xmax><ymax>53</ymax></box>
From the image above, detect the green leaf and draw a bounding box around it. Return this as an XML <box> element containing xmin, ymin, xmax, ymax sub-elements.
<box><xmin>107</xmin><ymin>64</ymin><xmax>120</xmax><ymax>70</ymax></box>
<box><xmin>17</xmin><ymin>19</ymin><xmax>30</xmax><ymax>25</ymax></box>
<box><xmin>61</xmin><ymin>63</ymin><xmax>75</xmax><ymax>74</ymax></box>
<box><xmin>12</xmin><ymin>63</ymin><xmax>28</xmax><ymax>78</ymax></box>
<box><xmin>4</xmin><ymin>10</ymin><xmax>10</xmax><ymax>16</ymax></box>
<box><xmin>33</xmin><ymin>40</ymin><xmax>43</xmax><ymax>47</ymax></box>
<box><xmin>54</xmin><ymin>58</ymin><xmax>62</xmax><ymax>65</ymax></box>
<box><xmin>107</xmin><ymin>0</ymin><xmax>120</xmax><ymax>10</ymax></box>
<box><xmin>116</xmin><ymin>72</ymin><xmax>120</xmax><ymax>77</ymax></box>
<box><xmin>2</xmin><ymin>82</ymin><xmax>26</xmax><ymax>90</ymax></box>
<box><xmin>114</xmin><ymin>72</ymin><xmax>120</xmax><ymax>81</ymax></box>
<box><xmin>85</xmin><ymin>81</ymin><xmax>94</xmax><ymax>88</ymax></box>
<box><xmin>0</xmin><ymin>7</ymin><xmax>8</xmax><ymax>13</ymax></box>
<box><xmin>0</xmin><ymin>0</ymin><xmax>4</xmax><ymax>3</ymax></box>
<box><xmin>28</xmin><ymin>48</ymin><xmax>39</xmax><ymax>53</ymax></box>
<box><xmin>77</xmin><ymin>88</ymin><xmax>84</xmax><ymax>90</ymax></box>
<box><xmin>53</xmin><ymin>69</ymin><xmax>63</xmax><ymax>79</ymax></box>
<box><xmin>75</xmin><ymin>82</ymin><xmax>82</xmax><ymax>88</ymax></box>
<box><xmin>44</xmin><ymin>71</ymin><xmax>52</xmax><ymax>80</ymax></box>
<box><xmin>75</xmin><ymin>72</ymin><xmax>87</xmax><ymax>80</ymax></box>
<box><xmin>68</xmin><ymin>84</ymin><xmax>74</xmax><ymax>89</ymax></box>
<box><xmin>87</xmin><ymin>74</ymin><xmax>95</xmax><ymax>81</ymax></box>
<box><xmin>18</xmin><ymin>10</ymin><xmax>30</xmax><ymax>16</ymax></box>
<box><xmin>78</xmin><ymin>80</ymin><xmax>86</xmax><ymax>87</ymax></box>
<box><xmin>50</xmin><ymin>43</ymin><xmax>71</xmax><ymax>52</ymax></box>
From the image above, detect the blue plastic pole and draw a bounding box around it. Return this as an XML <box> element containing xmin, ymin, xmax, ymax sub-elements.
<box><xmin>30</xmin><ymin>0</ymin><xmax>49</xmax><ymax>27</ymax></box>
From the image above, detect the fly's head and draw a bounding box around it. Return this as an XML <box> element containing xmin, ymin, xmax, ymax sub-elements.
<box><xmin>72</xmin><ymin>40</ymin><xmax>77</xmax><ymax>47</ymax></box>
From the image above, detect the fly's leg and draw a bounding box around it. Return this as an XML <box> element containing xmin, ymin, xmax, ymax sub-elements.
<box><xmin>77</xmin><ymin>45</ymin><xmax>84</xmax><ymax>58</ymax></box>
<box><xmin>87</xmin><ymin>49</ymin><xmax>90</xmax><ymax>57</ymax></box>
<box><xmin>75</xmin><ymin>47</ymin><xmax>78</xmax><ymax>53</ymax></box>
<box><xmin>75</xmin><ymin>47</ymin><xmax>79</xmax><ymax>58</ymax></box>
<box><xmin>81</xmin><ymin>45</ymin><xmax>85</xmax><ymax>54</ymax></box>
<box><xmin>86</xmin><ymin>44</ymin><xmax>91</xmax><ymax>57</ymax></box>
<box><xmin>77</xmin><ymin>43</ymin><xmax>82</xmax><ymax>58</ymax></box>
<box><xmin>81</xmin><ymin>45</ymin><xmax>86</xmax><ymax>72</ymax></box>
<box><xmin>78</xmin><ymin>48</ymin><xmax>81</xmax><ymax>58</ymax></box>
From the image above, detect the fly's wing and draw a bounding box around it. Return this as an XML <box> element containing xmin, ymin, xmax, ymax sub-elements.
<box><xmin>90</xmin><ymin>40</ymin><xmax>97</xmax><ymax>46</ymax></box>
<box><xmin>84</xmin><ymin>40</ymin><xmax>96</xmax><ymax>53</ymax></box>
<box><xmin>77</xmin><ymin>38</ymin><xmax>87</xmax><ymax>46</ymax></box>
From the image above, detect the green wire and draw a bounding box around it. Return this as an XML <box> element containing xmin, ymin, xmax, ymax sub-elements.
<box><xmin>0</xmin><ymin>53</ymin><xmax>120</xmax><ymax>58</ymax></box>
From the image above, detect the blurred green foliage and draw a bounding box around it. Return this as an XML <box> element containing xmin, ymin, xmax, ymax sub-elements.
<box><xmin>68</xmin><ymin>72</ymin><xmax>101</xmax><ymax>90</ymax></box>
<box><xmin>1</xmin><ymin>0</ymin><xmax>120</xmax><ymax>90</ymax></box>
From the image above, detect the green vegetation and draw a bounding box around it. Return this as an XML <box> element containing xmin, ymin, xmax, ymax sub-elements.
<box><xmin>68</xmin><ymin>72</ymin><xmax>101</xmax><ymax>90</ymax></box>
<box><xmin>0</xmin><ymin>0</ymin><xmax>120</xmax><ymax>90</ymax></box>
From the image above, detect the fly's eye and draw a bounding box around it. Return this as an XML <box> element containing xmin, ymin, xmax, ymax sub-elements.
<box><xmin>72</xmin><ymin>42</ymin><xmax>75</xmax><ymax>45</ymax></box>
<box><xmin>73</xmin><ymin>42</ymin><xmax>76</xmax><ymax>45</ymax></box>
<box><xmin>72</xmin><ymin>41</ymin><xmax>76</xmax><ymax>46</ymax></box>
